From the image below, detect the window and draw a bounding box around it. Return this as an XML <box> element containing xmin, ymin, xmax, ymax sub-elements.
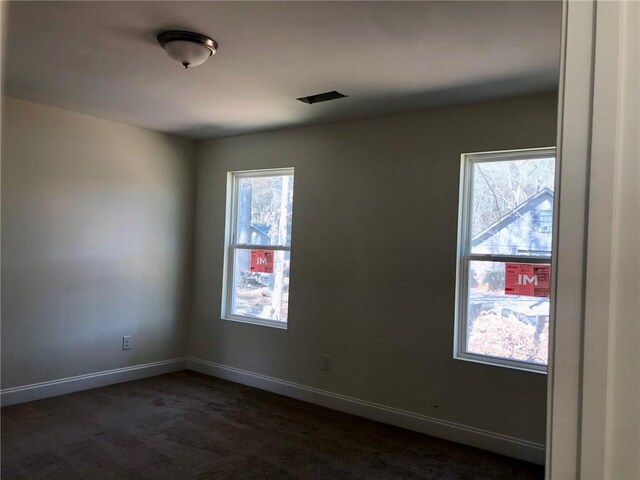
<box><xmin>222</xmin><ymin>168</ymin><xmax>294</xmax><ymax>328</ymax></box>
<box><xmin>454</xmin><ymin>147</ymin><xmax>556</xmax><ymax>372</ymax></box>
<box><xmin>538</xmin><ymin>209</ymin><xmax>553</xmax><ymax>233</ymax></box>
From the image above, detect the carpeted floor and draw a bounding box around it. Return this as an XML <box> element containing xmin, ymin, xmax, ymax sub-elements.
<box><xmin>1</xmin><ymin>371</ymin><xmax>544</xmax><ymax>480</ymax></box>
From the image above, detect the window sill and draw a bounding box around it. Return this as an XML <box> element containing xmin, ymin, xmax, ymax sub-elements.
<box><xmin>454</xmin><ymin>351</ymin><xmax>547</xmax><ymax>374</ymax></box>
<box><xmin>222</xmin><ymin>315</ymin><xmax>288</xmax><ymax>330</ymax></box>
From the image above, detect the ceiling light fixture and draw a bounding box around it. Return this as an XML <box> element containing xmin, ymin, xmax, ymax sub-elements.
<box><xmin>157</xmin><ymin>31</ymin><xmax>218</xmax><ymax>69</ymax></box>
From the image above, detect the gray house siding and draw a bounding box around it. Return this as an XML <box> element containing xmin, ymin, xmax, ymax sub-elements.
<box><xmin>472</xmin><ymin>188</ymin><xmax>554</xmax><ymax>256</ymax></box>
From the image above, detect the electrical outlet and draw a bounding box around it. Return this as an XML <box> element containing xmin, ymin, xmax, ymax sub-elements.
<box><xmin>321</xmin><ymin>354</ymin><xmax>331</xmax><ymax>371</ymax></box>
<box><xmin>122</xmin><ymin>336</ymin><xmax>132</xmax><ymax>350</ymax></box>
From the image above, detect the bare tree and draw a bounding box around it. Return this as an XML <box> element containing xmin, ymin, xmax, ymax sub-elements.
<box><xmin>270</xmin><ymin>176</ymin><xmax>290</xmax><ymax>320</ymax></box>
<box><xmin>472</xmin><ymin>158</ymin><xmax>555</xmax><ymax>236</ymax></box>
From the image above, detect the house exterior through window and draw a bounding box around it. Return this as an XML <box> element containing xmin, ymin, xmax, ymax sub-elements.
<box><xmin>454</xmin><ymin>147</ymin><xmax>556</xmax><ymax>372</ymax></box>
<box><xmin>222</xmin><ymin>168</ymin><xmax>294</xmax><ymax>329</ymax></box>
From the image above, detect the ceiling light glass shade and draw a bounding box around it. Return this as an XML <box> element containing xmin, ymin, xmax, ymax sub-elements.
<box><xmin>157</xmin><ymin>31</ymin><xmax>218</xmax><ymax>69</ymax></box>
<box><xmin>164</xmin><ymin>40</ymin><xmax>213</xmax><ymax>68</ymax></box>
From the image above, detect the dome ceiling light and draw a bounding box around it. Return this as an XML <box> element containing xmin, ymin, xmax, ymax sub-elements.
<box><xmin>157</xmin><ymin>31</ymin><xmax>218</xmax><ymax>69</ymax></box>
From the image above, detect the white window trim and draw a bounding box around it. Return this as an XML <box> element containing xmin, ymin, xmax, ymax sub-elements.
<box><xmin>453</xmin><ymin>147</ymin><xmax>556</xmax><ymax>374</ymax></box>
<box><xmin>221</xmin><ymin>167</ymin><xmax>294</xmax><ymax>330</ymax></box>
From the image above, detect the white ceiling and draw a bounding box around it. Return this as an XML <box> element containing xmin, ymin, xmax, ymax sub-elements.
<box><xmin>3</xmin><ymin>1</ymin><xmax>561</xmax><ymax>139</ymax></box>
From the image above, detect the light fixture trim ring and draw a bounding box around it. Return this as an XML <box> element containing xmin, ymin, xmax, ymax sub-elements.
<box><xmin>157</xmin><ymin>30</ymin><xmax>218</xmax><ymax>56</ymax></box>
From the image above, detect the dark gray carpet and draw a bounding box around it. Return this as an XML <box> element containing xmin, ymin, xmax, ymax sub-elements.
<box><xmin>1</xmin><ymin>371</ymin><xmax>543</xmax><ymax>479</ymax></box>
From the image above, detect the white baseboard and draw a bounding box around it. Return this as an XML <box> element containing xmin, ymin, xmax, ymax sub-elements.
<box><xmin>1</xmin><ymin>357</ymin><xmax>188</xmax><ymax>407</ymax></box>
<box><xmin>188</xmin><ymin>357</ymin><xmax>545</xmax><ymax>465</ymax></box>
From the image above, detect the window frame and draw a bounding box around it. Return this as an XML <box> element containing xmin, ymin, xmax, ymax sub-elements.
<box><xmin>222</xmin><ymin>167</ymin><xmax>295</xmax><ymax>330</ymax></box>
<box><xmin>454</xmin><ymin>147</ymin><xmax>556</xmax><ymax>374</ymax></box>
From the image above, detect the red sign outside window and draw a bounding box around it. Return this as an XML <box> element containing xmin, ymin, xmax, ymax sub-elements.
<box><xmin>505</xmin><ymin>263</ymin><xmax>550</xmax><ymax>297</ymax></box>
<box><xmin>250</xmin><ymin>250</ymin><xmax>274</xmax><ymax>273</ymax></box>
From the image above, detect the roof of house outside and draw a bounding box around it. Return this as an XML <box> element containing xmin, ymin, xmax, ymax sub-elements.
<box><xmin>471</xmin><ymin>187</ymin><xmax>554</xmax><ymax>247</ymax></box>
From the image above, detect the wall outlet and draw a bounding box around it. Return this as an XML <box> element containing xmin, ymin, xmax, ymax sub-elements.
<box><xmin>122</xmin><ymin>336</ymin><xmax>132</xmax><ymax>350</ymax></box>
<box><xmin>321</xmin><ymin>354</ymin><xmax>331</xmax><ymax>371</ymax></box>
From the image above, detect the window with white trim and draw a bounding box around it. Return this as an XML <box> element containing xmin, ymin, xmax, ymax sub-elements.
<box><xmin>454</xmin><ymin>148</ymin><xmax>556</xmax><ymax>372</ymax></box>
<box><xmin>223</xmin><ymin>168</ymin><xmax>294</xmax><ymax>329</ymax></box>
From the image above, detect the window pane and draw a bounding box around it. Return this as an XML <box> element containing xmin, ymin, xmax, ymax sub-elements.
<box><xmin>236</xmin><ymin>175</ymin><xmax>294</xmax><ymax>246</ymax></box>
<box><xmin>231</xmin><ymin>249</ymin><xmax>290</xmax><ymax>323</ymax></box>
<box><xmin>466</xmin><ymin>260</ymin><xmax>549</xmax><ymax>365</ymax></box>
<box><xmin>471</xmin><ymin>157</ymin><xmax>555</xmax><ymax>256</ymax></box>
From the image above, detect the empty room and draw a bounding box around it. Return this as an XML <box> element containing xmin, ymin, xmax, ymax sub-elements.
<box><xmin>1</xmin><ymin>1</ymin><xmax>638</xmax><ymax>479</ymax></box>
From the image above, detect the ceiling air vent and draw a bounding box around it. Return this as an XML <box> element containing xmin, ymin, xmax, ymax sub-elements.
<box><xmin>297</xmin><ymin>90</ymin><xmax>347</xmax><ymax>105</ymax></box>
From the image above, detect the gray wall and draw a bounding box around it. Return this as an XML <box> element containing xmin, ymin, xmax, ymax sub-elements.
<box><xmin>1</xmin><ymin>92</ymin><xmax>557</xmax><ymax>445</ymax></box>
<box><xmin>190</xmin><ymin>93</ymin><xmax>558</xmax><ymax>445</ymax></box>
<box><xmin>1</xmin><ymin>97</ymin><xmax>195</xmax><ymax>388</ymax></box>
